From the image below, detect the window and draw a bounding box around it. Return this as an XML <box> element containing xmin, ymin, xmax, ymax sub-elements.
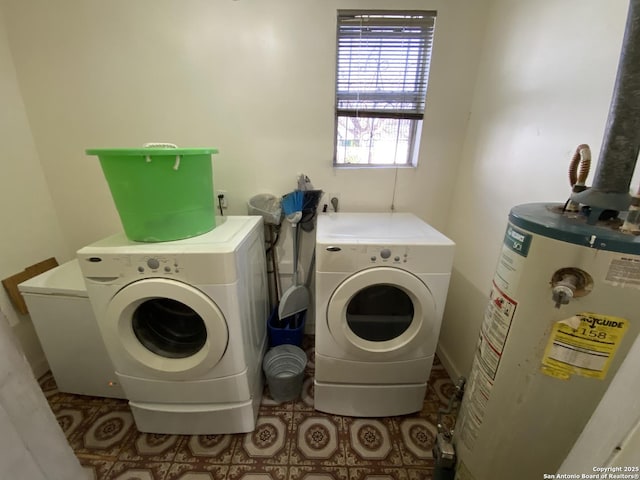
<box><xmin>334</xmin><ymin>10</ymin><xmax>437</xmax><ymax>167</ymax></box>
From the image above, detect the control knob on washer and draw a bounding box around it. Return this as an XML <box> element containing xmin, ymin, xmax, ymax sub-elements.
<box><xmin>147</xmin><ymin>258</ymin><xmax>160</xmax><ymax>269</ymax></box>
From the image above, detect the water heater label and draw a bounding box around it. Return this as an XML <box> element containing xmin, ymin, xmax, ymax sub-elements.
<box><xmin>605</xmin><ymin>256</ymin><xmax>640</xmax><ymax>289</ymax></box>
<box><xmin>456</xmin><ymin>282</ymin><xmax>518</xmax><ymax>452</ymax></box>
<box><xmin>494</xmin><ymin>224</ymin><xmax>532</xmax><ymax>295</ymax></box>
<box><xmin>479</xmin><ymin>282</ymin><xmax>517</xmax><ymax>380</ymax></box>
<box><xmin>503</xmin><ymin>225</ymin><xmax>532</xmax><ymax>257</ymax></box>
<box><xmin>541</xmin><ymin>313</ymin><xmax>629</xmax><ymax>380</ymax></box>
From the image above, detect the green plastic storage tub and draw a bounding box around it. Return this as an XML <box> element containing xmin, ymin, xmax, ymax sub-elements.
<box><xmin>87</xmin><ymin>147</ymin><xmax>218</xmax><ymax>242</ymax></box>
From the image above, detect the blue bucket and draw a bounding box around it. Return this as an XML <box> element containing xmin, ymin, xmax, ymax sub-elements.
<box><xmin>267</xmin><ymin>307</ymin><xmax>305</xmax><ymax>347</ymax></box>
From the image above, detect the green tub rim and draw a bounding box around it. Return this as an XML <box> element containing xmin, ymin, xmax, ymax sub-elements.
<box><xmin>86</xmin><ymin>148</ymin><xmax>218</xmax><ymax>156</ymax></box>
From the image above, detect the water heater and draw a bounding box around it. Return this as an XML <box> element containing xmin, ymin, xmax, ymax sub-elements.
<box><xmin>454</xmin><ymin>1</ymin><xmax>640</xmax><ymax>476</ymax></box>
<box><xmin>454</xmin><ymin>204</ymin><xmax>640</xmax><ymax>480</ymax></box>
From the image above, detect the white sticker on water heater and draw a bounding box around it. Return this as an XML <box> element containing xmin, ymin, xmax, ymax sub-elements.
<box><xmin>494</xmin><ymin>244</ymin><xmax>524</xmax><ymax>295</ymax></box>
<box><xmin>480</xmin><ymin>282</ymin><xmax>517</xmax><ymax>379</ymax></box>
<box><xmin>493</xmin><ymin>224</ymin><xmax>531</xmax><ymax>296</ymax></box>
<box><xmin>604</xmin><ymin>256</ymin><xmax>640</xmax><ymax>289</ymax></box>
<box><xmin>456</xmin><ymin>281</ymin><xmax>518</xmax><ymax>453</ymax></box>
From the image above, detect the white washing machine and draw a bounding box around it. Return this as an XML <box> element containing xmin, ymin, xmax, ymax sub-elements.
<box><xmin>77</xmin><ymin>216</ymin><xmax>269</xmax><ymax>434</ymax></box>
<box><xmin>314</xmin><ymin>213</ymin><xmax>455</xmax><ymax>417</ymax></box>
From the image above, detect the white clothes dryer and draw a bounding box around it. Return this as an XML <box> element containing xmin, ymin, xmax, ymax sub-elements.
<box><xmin>314</xmin><ymin>213</ymin><xmax>455</xmax><ymax>417</ymax></box>
<box><xmin>77</xmin><ymin>216</ymin><xmax>269</xmax><ymax>434</ymax></box>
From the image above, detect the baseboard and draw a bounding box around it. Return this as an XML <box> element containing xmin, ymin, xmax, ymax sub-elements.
<box><xmin>436</xmin><ymin>343</ymin><xmax>462</xmax><ymax>381</ymax></box>
<box><xmin>30</xmin><ymin>355</ymin><xmax>50</xmax><ymax>379</ymax></box>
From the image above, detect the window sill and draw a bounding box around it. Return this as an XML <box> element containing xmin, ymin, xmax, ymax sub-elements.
<box><xmin>333</xmin><ymin>163</ymin><xmax>417</xmax><ymax>170</ymax></box>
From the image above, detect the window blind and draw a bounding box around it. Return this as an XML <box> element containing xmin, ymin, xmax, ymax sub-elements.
<box><xmin>336</xmin><ymin>10</ymin><xmax>437</xmax><ymax>120</ymax></box>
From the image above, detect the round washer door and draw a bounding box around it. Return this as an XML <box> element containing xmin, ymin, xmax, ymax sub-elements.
<box><xmin>326</xmin><ymin>267</ymin><xmax>436</xmax><ymax>359</ymax></box>
<box><xmin>104</xmin><ymin>278</ymin><xmax>228</xmax><ymax>378</ymax></box>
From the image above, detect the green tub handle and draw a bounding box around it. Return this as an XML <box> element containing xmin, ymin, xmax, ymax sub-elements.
<box><xmin>142</xmin><ymin>142</ymin><xmax>181</xmax><ymax>170</ymax></box>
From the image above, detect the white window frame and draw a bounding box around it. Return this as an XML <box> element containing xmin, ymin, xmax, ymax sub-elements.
<box><xmin>334</xmin><ymin>10</ymin><xmax>437</xmax><ymax>168</ymax></box>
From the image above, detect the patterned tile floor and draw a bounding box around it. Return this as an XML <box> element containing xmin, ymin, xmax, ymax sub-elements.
<box><xmin>39</xmin><ymin>337</ymin><xmax>456</xmax><ymax>480</ymax></box>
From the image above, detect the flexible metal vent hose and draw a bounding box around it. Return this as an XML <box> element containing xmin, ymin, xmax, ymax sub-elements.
<box><xmin>592</xmin><ymin>0</ymin><xmax>640</xmax><ymax>195</ymax></box>
<box><xmin>571</xmin><ymin>0</ymin><xmax>640</xmax><ymax>215</ymax></box>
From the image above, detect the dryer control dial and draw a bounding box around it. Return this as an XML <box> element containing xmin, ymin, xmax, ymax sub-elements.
<box><xmin>380</xmin><ymin>248</ymin><xmax>391</xmax><ymax>259</ymax></box>
<box><xmin>146</xmin><ymin>258</ymin><xmax>160</xmax><ymax>270</ymax></box>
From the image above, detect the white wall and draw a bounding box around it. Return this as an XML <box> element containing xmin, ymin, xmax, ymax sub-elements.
<box><xmin>438</xmin><ymin>0</ymin><xmax>631</xmax><ymax>377</ymax></box>
<box><xmin>0</xmin><ymin>7</ymin><xmax>72</xmax><ymax>374</ymax></box>
<box><xmin>0</xmin><ymin>5</ymin><xmax>80</xmax><ymax>473</ymax></box>
<box><xmin>1</xmin><ymin>0</ymin><xmax>488</xmax><ymax>258</ymax></box>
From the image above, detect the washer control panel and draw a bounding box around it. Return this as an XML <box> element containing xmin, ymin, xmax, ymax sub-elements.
<box><xmin>79</xmin><ymin>249</ymin><xmax>238</xmax><ymax>286</ymax></box>
<box><xmin>318</xmin><ymin>240</ymin><xmax>455</xmax><ymax>274</ymax></box>
<box><xmin>79</xmin><ymin>253</ymin><xmax>185</xmax><ymax>281</ymax></box>
<box><xmin>367</xmin><ymin>246</ymin><xmax>408</xmax><ymax>264</ymax></box>
<box><xmin>136</xmin><ymin>256</ymin><xmax>181</xmax><ymax>275</ymax></box>
<box><xmin>323</xmin><ymin>245</ymin><xmax>410</xmax><ymax>267</ymax></box>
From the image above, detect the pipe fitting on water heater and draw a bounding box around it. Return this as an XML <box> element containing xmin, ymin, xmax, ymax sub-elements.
<box><xmin>551</xmin><ymin>275</ymin><xmax>577</xmax><ymax>308</ymax></box>
<box><xmin>550</xmin><ymin>267</ymin><xmax>594</xmax><ymax>308</ymax></box>
<box><xmin>620</xmin><ymin>194</ymin><xmax>640</xmax><ymax>233</ymax></box>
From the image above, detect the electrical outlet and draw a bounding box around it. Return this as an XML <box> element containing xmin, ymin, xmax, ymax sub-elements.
<box><xmin>217</xmin><ymin>190</ymin><xmax>228</xmax><ymax>209</ymax></box>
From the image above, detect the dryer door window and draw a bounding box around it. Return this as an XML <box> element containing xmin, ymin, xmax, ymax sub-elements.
<box><xmin>327</xmin><ymin>267</ymin><xmax>436</xmax><ymax>356</ymax></box>
<box><xmin>132</xmin><ymin>298</ymin><xmax>207</xmax><ymax>359</ymax></box>
<box><xmin>346</xmin><ymin>285</ymin><xmax>414</xmax><ymax>342</ymax></box>
<box><xmin>105</xmin><ymin>278</ymin><xmax>229</xmax><ymax>377</ymax></box>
